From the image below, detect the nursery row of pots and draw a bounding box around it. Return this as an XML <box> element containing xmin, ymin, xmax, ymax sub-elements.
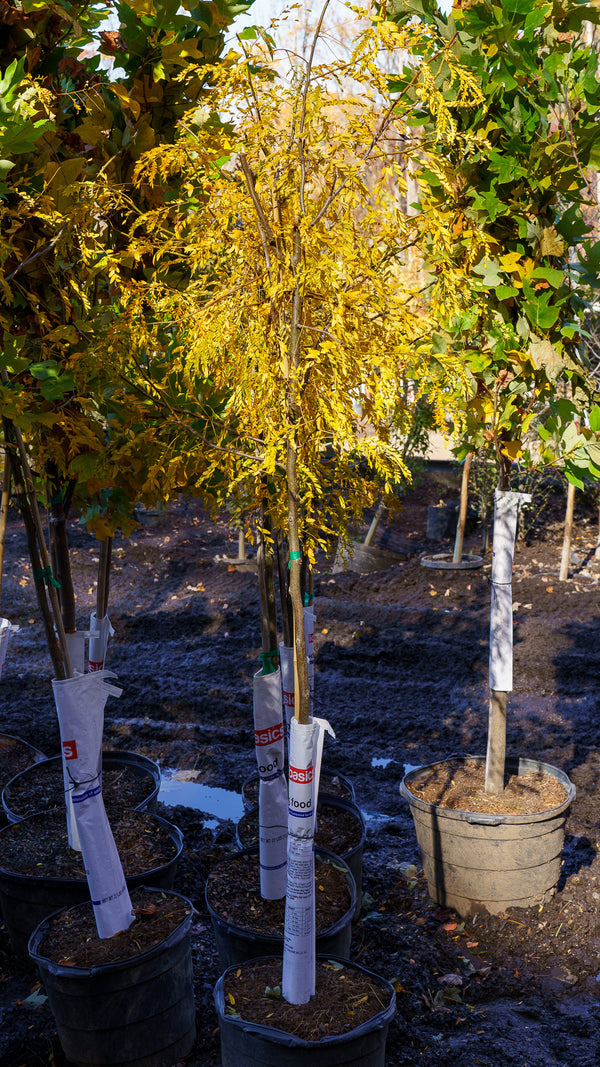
<box><xmin>0</xmin><ymin>738</ymin><xmax>396</xmax><ymax>1066</ymax></box>
<box><xmin>0</xmin><ymin>735</ymin><xmax>576</xmax><ymax>1065</ymax></box>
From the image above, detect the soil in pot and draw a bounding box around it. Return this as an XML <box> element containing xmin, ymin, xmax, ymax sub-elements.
<box><xmin>237</xmin><ymin>800</ymin><xmax>363</xmax><ymax>856</ymax></box>
<box><xmin>0</xmin><ymin>734</ymin><xmax>46</xmax><ymax>792</ymax></box>
<box><xmin>206</xmin><ymin>850</ymin><xmax>351</xmax><ymax>936</ymax></box>
<box><xmin>2</xmin><ymin>751</ymin><xmax>158</xmax><ymax>821</ymax></box>
<box><xmin>242</xmin><ymin>768</ymin><xmax>355</xmax><ymax>810</ymax></box>
<box><xmin>29</xmin><ymin>887</ymin><xmax>196</xmax><ymax>1067</ymax></box>
<box><xmin>0</xmin><ymin>809</ymin><xmax>183</xmax><ymax>958</ymax></box>
<box><xmin>220</xmin><ymin>956</ymin><xmax>394</xmax><ymax>1042</ymax></box>
<box><xmin>405</xmin><ymin>756</ymin><xmax>568</xmax><ymax>815</ymax></box>
<box><xmin>34</xmin><ymin>886</ymin><xmax>190</xmax><ymax>967</ymax></box>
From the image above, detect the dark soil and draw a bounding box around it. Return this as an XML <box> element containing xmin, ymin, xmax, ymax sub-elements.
<box><xmin>222</xmin><ymin>957</ymin><xmax>394</xmax><ymax>1041</ymax></box>
<box><xmin>35</xmin><ymin>888</ymin><xmax>191</xmax><ymax>969</ymax></box>
<box><xmin>1</xmin><ymin>465</ymin><xmax>600</xmax><ymax>1065</ymax></box>
<box><xmin>237</xmin><ymin>800</ymin><xmax>364</xmax><ymax>855</ymax></box>
<box><xmin>206</xmin><ymin>852</ymin><xmax>352</xmax><ymax>935</ymax></box>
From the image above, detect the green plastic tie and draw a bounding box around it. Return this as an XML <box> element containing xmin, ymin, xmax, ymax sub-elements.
<box><xmin>33</xmin><ymin>566</ymin><xmax>61</xmax><ymax>589</ymax></box>
<box><xmin>288</xmin><ymin>550</ymin><xmax>302</xmax><ymax>569</ymax></box>
<box><xmin>259</xmin><ymin>650</ymin><xmax>278</xmax><ymax>675</ymax></box>
<box><xmin>303</xmin><ymin>592</ymin><xmax>312</xmax><ymax>606</ymax></box>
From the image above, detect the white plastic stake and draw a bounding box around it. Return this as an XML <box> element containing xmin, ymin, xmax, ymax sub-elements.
<box><xmin>52</xmin><ymin>670</ymin><xmax>133</xmax><ymax>938</ymax></box>
<box><xmin>88</xmin><ymin>612</ymin><xmax>114</xmax><ymax>672</ymax></box>
<box><xmin>0</xmin><ymin>617</ymin><xmax>12</xmax><ymax>678</ymax></box>
<box><xmin>253</xmin><ymin>667</ymin><xmax>287</xmax><ymax>899</ymax></box>
<box><xmin>489</xmin><ymin>490</ymin><xmax>531</xmax><ymax>691</ymax></box>
<box><xmin>279</xmin><ymin>643</ymin><xmax>296</xmax><ymax>732</ymax></box>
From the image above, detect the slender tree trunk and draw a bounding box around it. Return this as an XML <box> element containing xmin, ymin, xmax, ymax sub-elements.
<box><xmin>485</xmin><ymin>690</ymin><xmax>507</xmax><ymax>794</ymax></box>
<box><xmin>287</xmin><ymin>441</ymin><xmax>309</xmax><ymax>723</ymax></box>
<box><xmin>453</xmin><ymin>452</ymin><xmax>472</xmax><ymax>563</ymax></box>
<box><xmin>47</xmin><ymin>465</ymin><xmax>76</xmax><ymax>633</ymax></box>
<box><xmin>2</xmin><ymin>421</ymin><xmax>69</xmax><ymax>678</ymax></box>
<box><xmin>559</xmin><ymin>481</ymin><xmax>576</xmax><ymax>581</ymax></box>
<box><xmin>97</xmin><ymin>537</ymin><xmax>112</xmax><ymax>620</ymax></box>
<box><xmin>276</xmin><ymin>532</ymin><xmax>293</xmax><ymax>647</ymax></box>
<box><xmin>364</xmin><ymin>500</ymin><xmax>386</xmax><ymax>547</ymax></box>
<box><xmin>0</xmin><ymin>450</ymin><xmax>10</xmax><ymax>606</ymax></box>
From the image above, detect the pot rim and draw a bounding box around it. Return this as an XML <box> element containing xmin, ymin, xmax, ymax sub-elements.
<box><xmin>399</xmin><ymin>754</ymin><xmax>576</xmax><ymax>825</ymax></box>
<box><xmin>214</xmin><ymin>953</ymin><xmax>396</xmax><ymax>1049</ymax></box>
<box><xmin>27</xmin><ymin>885</ymin><xmax>194</xmax><ymax>976</ymax></box>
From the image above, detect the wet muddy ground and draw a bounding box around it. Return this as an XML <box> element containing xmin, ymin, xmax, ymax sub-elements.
<box><xmin>1</xmin><ymin>466</ymin><xmax>600</xmax><ymax>1065</ymax></box>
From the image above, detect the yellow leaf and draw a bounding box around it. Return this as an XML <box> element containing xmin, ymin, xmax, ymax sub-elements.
<box><xmin>109</xmin><ymin>83</ymin><xmax>141</xmax><ymax>121</ymax></box>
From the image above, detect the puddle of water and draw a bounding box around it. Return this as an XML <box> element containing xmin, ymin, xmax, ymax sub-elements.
<box><xmin>371</xmin><ymin>757</ymin><xmax>394</xmax><ymax>769</ymax></box>
<box><xmin>403</xmin><ymin>763</ymin><xmax>422</xmax><ymax>777</ymax></box>
<box><xmin>159</xmin><ymin>770</ymin><xmax>244</xmax><ymax>823</ymax></box>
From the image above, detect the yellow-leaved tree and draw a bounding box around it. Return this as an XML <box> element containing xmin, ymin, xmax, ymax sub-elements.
<box><xmin>84</xmin><ymin>0</ymin><xmax>483</xmax><ymax>1001</ymax></box>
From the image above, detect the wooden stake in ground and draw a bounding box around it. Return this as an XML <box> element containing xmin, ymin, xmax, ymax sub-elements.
<box><xmin>559</xmin><ymin>481</ymin><xmax>576</xmax><ymax>582</ymax></box>
<box><xmin>453</xmin><ymin>453</ymin><xmax>473</xmax><ymax>564</ymax></box>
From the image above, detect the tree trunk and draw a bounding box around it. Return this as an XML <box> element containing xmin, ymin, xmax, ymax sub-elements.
<box><xmin>559</xmin><ymin>481</ymin><xmax>576</xmax><ymax>581</ymax></box>
<box><xmin>453</xmin><ymin>452</ymin><xmax>472</xmax><ymax>563</ymax></box>
<box><xmin>97</xmin><ymin>537</ymin><xmax>112</xmax><ymax>620</ymax></box>
<box><xmin>47</xmin><ymin>466</ymin><xmax>76</xmax><ymax>633</ymax></box>
<box><xmin>286</xmin><ymin>441</ymin><xmax>309</xmax><ymax>723</ymax></box>
<box><xmin>0</xmin><ymin>450</ymin><xmax>10</xmax><ymax>606</ymax></box>
<box><xmin>485</xmin><ymin>689</ymin><xmax>507</xmax><ymax>794</ymax></box>
<box><xmin>364</xmin><ymin>500</ymin><xmax>386</xmax><ymax>547</ymax></box>
<box><xmin>2</xmin><ymin>421</ymin><xmax>69</xmax><ymax>678</ymax></box>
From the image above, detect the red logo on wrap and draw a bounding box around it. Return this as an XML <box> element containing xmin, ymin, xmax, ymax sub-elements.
<box><xmin>62</xmin><ymin>739</ymin><xmax>78</xmax><ymax>760</ymax></box>
<box><xmin>88</xmin><ymin>660</ymin><xmax>103</xmax><ymax>673</ymax></box>
<box><xmin>254</xmin><ymin>722</ymin><xmax>284</xmax><ymax>747</ymax></box>
<box><xmin>289</xmin><ymin>764</ymin><xmax>314</xmax><ymax>784</ymax></box>
<box><xmin>283</xmin><ymin>690</ymin><xmax>294</xmax><ymax>707</ymax></box>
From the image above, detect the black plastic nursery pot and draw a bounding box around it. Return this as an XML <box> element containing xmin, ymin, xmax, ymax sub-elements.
<box><xmin>214</xmin><ymin>954</ymin><xmax>396</xmax><ymax>1067</ymax></box>
<box><xmin>0</xmin><ymin>810</ymin><xmax>183</xmax><ymax>959</ymax></box>
<box><xmin>2</xmin><ymin>750</ymin><xmax>160</xmax><ymax>823</ymax></box>
<box><xmin>28</xmin><ymin>887</ymin><xmax>196</xmax><ymax>1067</ymax></box>
<box><xmin>206</xmin><ymin>846</ymin><xmax>357</xmax><ymax>970</ymax></box>
<box><xmin>0</xmin><ymin>733</ymin><xmax>47</xmax><ymax>829</ymax></box>
<box><xmin>400</xmin><ymin>755</ymin><xmax>576</xmax><ymax>917</ymax></box>
<box><xmin>241</xmin><ymin>766</ymin><xmax>356</xmax><ymax>811</ymax></box>
<box><xmin>237</xmin><ymin>796</ymin><xmax>366</xmax><ymax>919</ymax></box>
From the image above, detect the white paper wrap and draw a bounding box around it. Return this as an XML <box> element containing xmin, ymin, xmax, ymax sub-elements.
<box><xmin>279</xmin><ymin>643</ymin><xmax>296</xmax><ymax>733</ymax></box>
<box><xmin>0</xmin><ymin>618</ymin><xmax>12</xmax><ymax>678</ymax></box>
<box><xmin>52</xmin><ymin>670</ymin><xmax>133</xmax><ymax>938</ymax></box>
<box><xmin>489</xmin><ymin>490</ymin><xmax>531</xmax><ymax>692</ymax></box>
<box><xmin>303</xmin><ymin>608</ymin><xmax>316</xmax><ymax>714</ymax></box>
<box><xmin>282</xmin><ymin>715</ymin><xmax>334</xmax><ymax>1005</ymax></box>
<box><xmin>253</xmin><ymin>667</ymin><xmax>287</xmax><ymax>899</ymax></box>
<box><xmin>88</xmin><ymin>612</ymin><xmax>114</xmax><ymax>672</ymax></box>
<box><xmin>65</xmin><ymin>629</ymin><xmax>98</xmax><ymax>677</ymax></box>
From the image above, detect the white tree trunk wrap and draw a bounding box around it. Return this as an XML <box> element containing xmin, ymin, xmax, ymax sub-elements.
<box><xmin>282</xmin><ymin>716</ymin><xmax>334</xmax><ymax>1005</ymax></box>
<box><xmin>0</xmin><ymin>618</ymin><xmax>12</xmax><ymax>678</ymax></box>
<box><xmin>52</xmin><ymin>670</ymin><xmax>133</xmax><ymax>938</ymax></box>
<box><xmin>88</xmin><ymin>612</ymin><xmax>114</xmax><ymax>672</ymax></box>
<box><xmin>303</xmin><ymin>608</ymin><xmax>316</xmax><ymax>714</ymax></box>
<box><xmin>64</xmin><ymin>630</ymin><xmax>93</xmax><ymax>677</ymax></box>
<box><xmin>489</xmin><ymin>490</ymin><xmax>531</xmax><ymax>692</ymax></box>
<box><xmin>279</xmin><ymin>643</ymin><xmax>296</xmax><ymax>733</ymax></box>
<box><xmin>253</xmin><ymin>667</ymin><xmax>287</xmax><ymax>899</ymax></box>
